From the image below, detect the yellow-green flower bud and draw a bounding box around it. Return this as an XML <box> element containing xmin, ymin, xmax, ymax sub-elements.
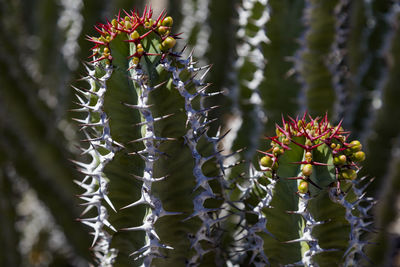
<box><xmin>353</xmin><ymin>151</ymin><xmax>365</xmax><ymax>162</ymax></box>
<box><xmin>302</xmin><ymin>164</ymin><xmax>313</xmax><ymax>176</ymax></box>
<box><xmin>131</xmin><ymin>56</ymin><xmax>140</xmax><ymax>65</ymax></box>
<box><xmin>130</xmin><ymin>31</ymin><xmax>140</xmax><ymax>40</ymax></box>
<box><xmin>298</xmin><ymin>181</ymin><xmax>309</xmax><ymax>194</ymax></box>
<box><xmin>260</xmin><ymin>156</ymin><xmax>273</xmax><ymax>168</ymax></box>
<box><xmin>334</xmin><ymin>155</ymin><xmax>347</xmax><ymax>165</ymax></box>
<box><xmin>111</xmin><ymin>19</ymin><xmax>118</xmax><ymax>27</ymax></box>
<box><xmin>340</xmin><ymin>169</ymin><xmax>357</xmax><ymax>180</ymax></box>
<box><xmin>161</xmin><ymin>36</ymin><xmax>176</xmax><ymax>50</ymax></box>
<box><xmin>349</xmin><ymin>140</ymin><xmax>362</xmax><ymax>152</ymax></box>
<box><xmin>158</xmin><ymin>26</ymin><xmax>170</xmax><ymax>36</ymax></box>
<box><xmin>273</xmin><ymin>146</ymin><xmax>284</xmax><ymax>156</ymax></box>
<box><xmin>162</xmin><ymin>16</ymin><xmax>173</xmax><ymax>27</ymax></box>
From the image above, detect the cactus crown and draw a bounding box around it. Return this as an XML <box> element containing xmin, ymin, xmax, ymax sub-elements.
<box><xmin>260</xmin><ymin>113</ymin><xmax>365</xmax><ymax>195</ymax></box>
<box><xmin>250</xmin><ymin>114</ymin><xmax>370</xmax><ymax>266</ymax></box>
<box><xmin>87</xmin><ymin>7</ymin><xmax>178</xmax><ymax>67</ymax></box>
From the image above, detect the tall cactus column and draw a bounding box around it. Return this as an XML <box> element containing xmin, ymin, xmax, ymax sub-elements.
<box><xmin>73</xmin><ymin>7</ymin><xmax>228</xmax><ymax>266</ymax></box>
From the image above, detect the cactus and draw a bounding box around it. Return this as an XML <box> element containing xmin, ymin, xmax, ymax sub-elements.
<box><xmin>73</xmin><ymin>7</ymin><xmax>230</xmax><ymax>265</ymax></box>
<box><xmin>70</xmin><ymin>7</ymin><xmax>375</xmax><ymax>266</ymax></box>
<box><xmin>238</xmin><ymin>114</ymin><xmax>374</xmax><ymax>266</ymax></box>
<box><xmin>2</xmin><ymin>1</ymin><xmax>400</xmax><ymax>266</ymax></box>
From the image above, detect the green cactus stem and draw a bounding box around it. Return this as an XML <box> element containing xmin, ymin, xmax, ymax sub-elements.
<box><xmin>177</xmin><ymin>0</ymin><xmax>211</xmax><ymax>64</ymax></box>
<box><xmin>228</xmin><ymin>0</ymin><xmax>269</xmax><ymax>163</ymax></box>
<box><xmin>293</xmin><ymin>0</ymin><xmax>337</xmax><ymax>118</ymax></box>
<box><xmin>73</xmin><ymin>7</ymin><xmax>231</xmax><ymax>266</ymax></box>
<box><xmin>262</xmin><ymin>0</ymin><xmax>305</xmax><ymax>134</ymax></box>
<box><xmin>242</xmin><ymin>113</ymin><xmax>374</xmax><ymax>266</ymax></box>
<box><xmin>328</xmin><ymin>0</ymin><xmax>350</xmax><ymax>122</ymax></box>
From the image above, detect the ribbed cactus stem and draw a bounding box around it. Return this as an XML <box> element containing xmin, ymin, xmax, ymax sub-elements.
<box><xmin>344</xmin><ymin>0</ymin><xmax>375</xmax><ymax>129</ymax></box>
<box><xmin>288</xmin><ymin>193</ymin><xmax>324</xmax><ymax>267</ymax></box>
<box><xmin>293</xmin><ymin>0</ymin><xmax>311</xmax><ymax>115</ymax></box>
<box><xmin>93</xmin><ymin>231</ymin><xmax>118</xmax><ymax>267</ymax></box>
<box><xmin>161</xmin><ymin>55</ymin><xmax>226</xmax><ymax>265</ymax></box>
<box><xmin>251</xmin><ymin>113</ymin><xmax>372</xmax><ymax>265</ymax></box>
<box><xmin>178</xmin><ymin>0</ymin><xmax>211</xmax><ymax>62</ymax></box>
<box><xmin>294</xmin><ymin>0</ymin><xmax>337</xmax><ymax>116</ymax></box>
<box><xmin>121</xmin><ymin>68</ymin><xmax>176</xmax><ymax>264</ymax></box>
<box><xmin>329</xmin><ymin>0</ymin><xmax>350</xmax><ymax>122</ymax></box>
<box><xmin>359</xmin><ymin>3</ymin><xmax>400</xmax><ymax>144</ymax></box>
<box><xmin>329</xmin><ymin>177</ymin><xmax>375</xmax><ymax>265</ymax></box>
<box><xmin>248</xmin><ymin>171</ymin><xmax>275</xmax><ymax>265</ymax></box>
<box><xmin>73</xmin><ymin>64</ymin><xmax>120</xmax><ymax>264</ymax></box>
<box><xmin>229</xmin><ymin>0</ymin><xmax>269</xmax><ymax>160</ymax></box>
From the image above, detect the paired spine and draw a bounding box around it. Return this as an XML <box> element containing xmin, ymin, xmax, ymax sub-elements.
<box><xmin>73</xmin><ymin>64</ymin><xmax>120</xmax><ymax>265</ymax></box>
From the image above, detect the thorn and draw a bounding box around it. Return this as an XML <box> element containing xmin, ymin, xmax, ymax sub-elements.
<box><xmin>256</xmin><ymin>150</ymin><xmax>274</xmax><ymax>157</ymax></box>
<box><xmin>129</xmin><ymin>173</ymin><xmax>169</xmax><ymax>182</ymax></box>
<box><xmin>152</xmin><ymin>80</ymin><xmax>168</xmax><ymax>90</ymax></box>
<box><xmin>197</xmin><ymin>83</ymin><xmax>212</xmax><ymax>94</ymax></box>
<box><xmin>199</xmin><ymin>64</ymin><xmax>213</xmax><ymax>81</ymax></box>
<box><xmin>131</xmin><ymin>113</ymin><xmax>174</xmax><ymax>127</ymax></box>
<box><xmin>71</xmin><ymin>85</ymin><xmax>99</xmax><ymax>96</ymax></box>
<box><xmin>121</xmin><ymin>102</ymin><xmax>153</xmax><ymax>109</ymax></box>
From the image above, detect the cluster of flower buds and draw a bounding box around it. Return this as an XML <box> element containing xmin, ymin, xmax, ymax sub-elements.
<box><xmin>259</xmin><ymin>114</ymin><xmax>365</xmax><ymax>194</ymax></box>
<box><xmin>87</xmin><ymin>7</ymin><xmax>178</xmax><ymax>66</ymax></box>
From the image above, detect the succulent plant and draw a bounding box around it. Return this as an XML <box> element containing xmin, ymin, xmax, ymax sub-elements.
<box><xmin>2</xmin><ymin>1</ymin><xmax>400</xmax><ymax>266</ymax></box>
<box><xmin>73</xmin><ymin>7</ymin><xmax>230</xmax><ymax>266</ymax></box>
<box><xmin>243</xmin><ymin>114</ymin><xmax>374</xmax><ymax>266</ymax></box>
<box><xmin>71</xmin><ymin>6</ymin><xmax>375</xmax><ymax>266</ymax></box>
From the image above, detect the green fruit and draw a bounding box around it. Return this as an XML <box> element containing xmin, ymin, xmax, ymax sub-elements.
<box><xmin>161</xmin><ymin>37</ymin><xmax>176</xmax><ymax>50</ymax></box>
<box><xmin>260</xmin><ymin>156</ymin><xmax>273</xmax><ymax>168</ymax></box>
<box><xmin>273</xmin><ymin>146</ymin><xmax>284</xmax><ymax>156</ymax></box>
<box><xmin>353</xmin><ymin>151</ymin><xmax>365</xmax><ymax>162</ymax></box>
<box><xmin>305</xmin><ymin>139</ymin><xmax>312</xmax><ymax>146</ymax></box>
<box><xmin>136</xmin><ymin>43</ymin><xmax>144</xmax><ymax>56</ymax></box>
<box><xmin>340</xmin><ymin>169</ymin><xmax>357</xmax><ymax>180</ymax></box>
<box><xmin>130</xmin><ymin>31</ymin><xmax>140</xmax><ymax>40</ymax></box>
<box><xmin>158</xmin><ymin>26</ymin><xmax>170</xmax><ymax>36</ymax></box>
<box><xmin>131</xmin><ymin>56</ymin><xmax>140</xmax><ymax>65</ymax></box>
<box><xmin>298</xmin><ymin>181</ymin><xmax>309</xmax><ymax>194</ymax></box>
<box><xmin>334</xmin><ymin>155</ymin><xmax>347</xmax><ymax>165</ymax></box>
<box><xmin>349</xmin><ymin>140</ymin><xmax>362</xmax><ymax>152</ymax></box>
<box><xmin>162</xmin><ymin>16</ymin><xmax>173</xmax><ymax>27</ymax></box>
<box><xmin>302</xmin><ymin>164</ymin><xmax>313</xmax><ymax>176</ymax></box>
